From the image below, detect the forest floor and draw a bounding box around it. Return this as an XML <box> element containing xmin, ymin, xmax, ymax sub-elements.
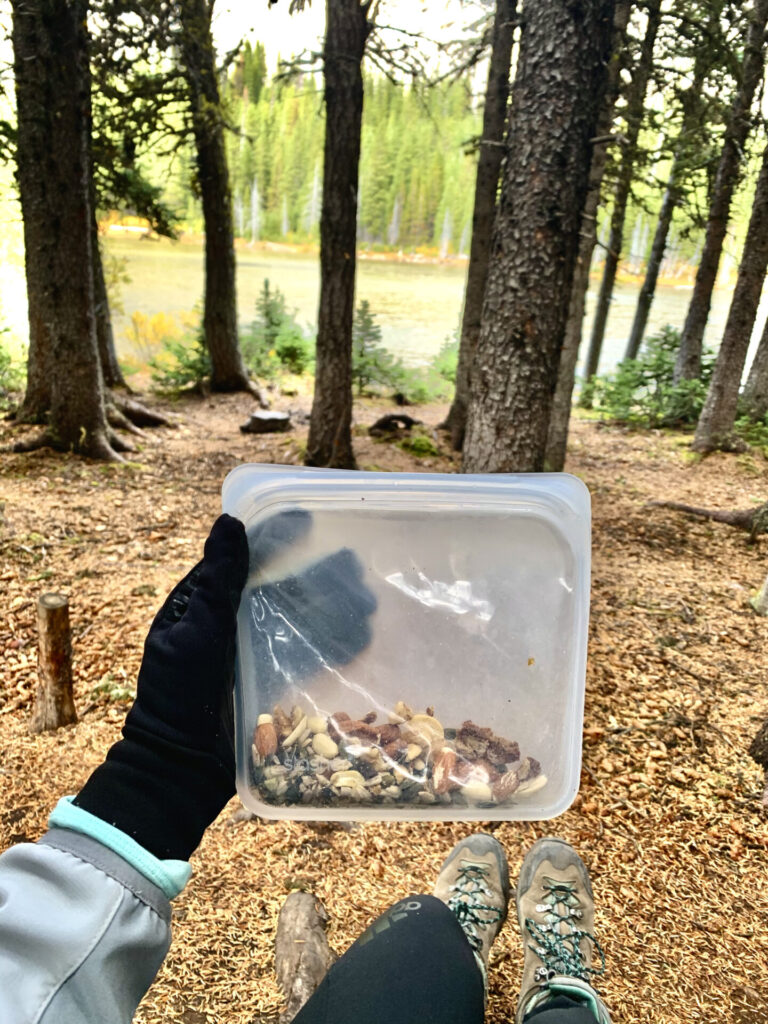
<box><xmin>1</xmin><ymin>390</ymin><xmax>767</xmax><ymax>1024</ymax></box>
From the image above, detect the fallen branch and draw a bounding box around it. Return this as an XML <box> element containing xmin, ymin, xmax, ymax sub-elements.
<box><xmin>274</xmin><ymin>892</ymin><xmax>336</xmax><ymax>1024</ymax></box>
<box><xmin>648</xmin><ymin>500</ymin><xmax>768</xmax><ymax>543</ymax></box>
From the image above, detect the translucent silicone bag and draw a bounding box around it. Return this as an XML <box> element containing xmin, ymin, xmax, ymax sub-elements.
<box><xmin>222</xmin><ymin>465</ymin><xmax>591</xmax><ymax>822</ymax></box>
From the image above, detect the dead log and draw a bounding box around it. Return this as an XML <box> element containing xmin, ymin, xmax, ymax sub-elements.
<box><xmin>274</xmin><ymin>892</ymin><xmax>336</xmax><ymax>1024</ymax></box>
<box><xmin>649</xmin><ymin>500</ymin><xmax>768</xmax><ymax>543</ymax></box>
<box><xmin>30</xmin><ymin>593</ymin><xmax>77</xmax><ymax>734</ymax></box>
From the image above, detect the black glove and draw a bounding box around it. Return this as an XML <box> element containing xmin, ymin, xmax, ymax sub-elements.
<box><xmin>74</xmin><ymin>514</ymin><xmax>249</xmax><ymax>860</ymax></box>
<box><xmin>74</xmin><ymin>511</ymin><xmax>377</xmax><ymax>860</ymax></box>
<box><xmin>247</xmin><ymin>547</ymin><xmax>378</xmax><ymax>708</ymax></box>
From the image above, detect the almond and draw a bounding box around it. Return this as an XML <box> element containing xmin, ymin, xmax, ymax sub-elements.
<box><xmin>254</xmin><ymin>714</ymin><xmax>278</xmax><ymax>757</ymax></box>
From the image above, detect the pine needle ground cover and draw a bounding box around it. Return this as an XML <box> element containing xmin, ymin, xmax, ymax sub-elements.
<box><xmin>1</xmin><ymin>397</ymin><xmax>766</xmax><ymax>1024</ymax></box>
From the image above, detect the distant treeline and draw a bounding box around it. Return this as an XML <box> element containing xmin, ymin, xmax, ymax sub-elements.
<box><xmin>154</xmin><ymin>42</ymin><xmax>482</xmax><ymax>254</ymax></box>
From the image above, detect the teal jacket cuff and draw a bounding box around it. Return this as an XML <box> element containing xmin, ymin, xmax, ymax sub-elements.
<box><xmin>48</xmin><ymin>796</ymin><xmax>192</xmax><ymax>899</ymax></box>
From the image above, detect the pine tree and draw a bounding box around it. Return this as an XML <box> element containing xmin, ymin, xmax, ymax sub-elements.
<box><xmin>462</xmin><ymin>0</ymin><xmax>616</xmax><ymax>473</ymax></box>
<box><xmin>675</xmin><ymin>0</ymin><xmax>768</xmax><ymax>382</ymax></box>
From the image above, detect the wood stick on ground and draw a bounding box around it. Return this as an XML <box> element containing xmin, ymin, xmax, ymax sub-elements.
<box><xmin>29</xmin><ymin>593</ymin><xmax>77</xmax><ymax>734</ymax></box>
<box><xmin>648</xmin><ymin>499</ymin><xmax>768</xmax><ymax>542</ymax></box>
<box><xmin>274</xmin><ymin>892</ymin><xmax>336</xmax><ymax>1024</ymax></box>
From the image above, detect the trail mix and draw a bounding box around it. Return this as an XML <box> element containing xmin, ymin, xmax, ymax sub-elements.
<box><xmin>250</xmin><ymin>701</ymin><xmax>547</xmax><ymax>808</ymax></box>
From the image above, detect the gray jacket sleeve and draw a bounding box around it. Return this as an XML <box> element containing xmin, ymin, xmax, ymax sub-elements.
<box><xmin>0</xmin><ymin>828</ymin><xmax>172</xmax><ymax>1024</ymax></box>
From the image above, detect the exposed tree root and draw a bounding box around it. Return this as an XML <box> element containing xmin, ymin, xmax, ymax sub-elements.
<box><xmin>106</xmin><ymin>428</ymin><xmax>135</xmax><ymax>454</ymax></box>
<box><xmin>649</xmin><ymin>500</ymin><xmax>768</xmax><ymax>542</ymax></box>
<box><xmin>111</xmin><ymin>394</ymin><xmax>174</xmax><ymax>428</ymax></box>
<box><xmin>10</xmin><ymin>431</ymin><xmax>125</xmax><ymax>462</ymax></box>
<box><xmin>106</xmin><ymin>403</ymin><xmax>147</xmax><ymax>438</ymax></box>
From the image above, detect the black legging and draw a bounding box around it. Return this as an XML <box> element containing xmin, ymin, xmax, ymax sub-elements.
<box><xmin>292</xmin><ymin>895</ymin><xmax>597</xmax><ymax>1024</ymax></box>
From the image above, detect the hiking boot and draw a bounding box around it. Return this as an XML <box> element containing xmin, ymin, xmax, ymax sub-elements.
<box><xmin>515</xmin><ymin>837</ymin><xmax>611</xmax><ymax>1024</ymax></box>
<box><xmin>433</xmin><ymin>833</ymin><xmax>511</xmax><ymax>995</ymax></box>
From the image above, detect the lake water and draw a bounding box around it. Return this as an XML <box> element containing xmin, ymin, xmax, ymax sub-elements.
<box><xmin>104</xmin><ymin>237</ymin><xmax>766</xmax><ymax>376</ymax></box>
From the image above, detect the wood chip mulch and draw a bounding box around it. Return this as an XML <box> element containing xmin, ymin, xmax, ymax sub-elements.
<box><xmin>1</xmin><ymin>393</ymin><xmax>767</xmax><ymax>1024</ymax></box>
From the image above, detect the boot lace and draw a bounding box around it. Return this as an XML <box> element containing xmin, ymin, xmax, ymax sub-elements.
<box><xmin>447</xmin><ymin>860</ymin><xmax>504</xmax><ymax>952</ymax></box>
<box><xmin>525</xmin><ymin>877</ymin><xmax>605</xmax><ymax>984</ymax></box>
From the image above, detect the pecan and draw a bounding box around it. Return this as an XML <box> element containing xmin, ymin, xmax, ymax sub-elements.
<box><xmin>517</xmin><ymin>756</ymin><xmax>541</xmax><ymax>782</ymax></box>
<box><xmin>378</xmin><ymin>723</ymin><xmax>401</xmax><ymax>745</ymax></box>
<box><xmin>433</xmin><ymin>748</ymin><xmax>459</xmax><ymax>794</ymax></box>
<box><xmin>272</xmin><ymin>705</ymin><xmax>293</xmax><ymax>741</ymax></box>
<box><xmin>383</xmin><ymin>738</ymin><xmax>407</xmax><ymax>760</ymax></box>
<box><xmin>491</xmin><ymin>770</ymin><xmax>521</xmax><ymax>803</ymax></box>
<box><xmin>362</xmin><ymin>711</ymin><xmax>378</xmax><ymax>724</ymax></box>
<box><xmin>476</xmin><ymin>758</ymin><xmax>501</xmax><ymax>783</ymax></box>
<box><xmin>345</xmin><ymin>721</ymin><xmax>380</xmax><ymax>742</ymax></box>
<box><xmin>487</xmin><ymin>738</ymin><xmax>520</xmax><ymax>765</ymax></box>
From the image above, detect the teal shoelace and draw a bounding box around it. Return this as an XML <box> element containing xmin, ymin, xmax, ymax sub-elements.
<box><xmin>447</xmin><ymin>861</ymin><xmax>504</xmax><ymax>952</ymax></box>
<box><xmin>525</xmin><ymin>878</ymin><xmax>605</xmax><ymax>983</ymax></box>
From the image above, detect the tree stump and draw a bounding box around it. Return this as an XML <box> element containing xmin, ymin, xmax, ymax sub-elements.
<box><xmin>30</xmin><ymin>593</ymin><xmax>77</xmax><ymax>734</ymax></box>
<box><xmin>240</xmin><ymin>411</ymin><xmax>292</xmax><ymax>434</ymax></box>
<box><xmin>274</xmin><ymin>892</ymin><xmax>336</xmax><ymax>1024</ymax></box>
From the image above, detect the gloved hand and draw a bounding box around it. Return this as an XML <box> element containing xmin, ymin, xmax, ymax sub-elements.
<box><xmin>74</xmin><ymin>514</ymin><xmax>249</xmax><ymax>860</ymax></box>
<box><xmin>74</xmin><ymin>511</ymin><xmax>377</xmax><ymax>861</ymax></box>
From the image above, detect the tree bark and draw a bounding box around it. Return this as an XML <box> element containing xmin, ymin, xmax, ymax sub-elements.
<box><xmin>579</xmin><ymin>0</ymin><xmax>662</xmax><ymax>403</ymax></box>
<box><xmin>544</xmin><ymin>0</ymin><xmax>632</xmax><ymax>471</ymax></box>
<box><xmin>462</xmin><ymin>0</ymin><xmax>616</xmax><ymax>474</ymax></box>
<box><xmin>91</xmin><ymin>207</ymin><xmax>127</xmax><ymax>389</ymax></box>
<box><xmin>274</xmin><ymin>893</ymin><xmax>336</xmax><ymax>1024</ymax></box>
<box><xmin>30</xmin><ymin>593</ymin><xmax>77</xmax><ymax>734</ymax></box>
<box><xmin>306</xmin><ymin>0</ymin><xmax>373</xmax><ymax>468</ymax></box>
<box><xmin>441</xmin><ymin>0</ymin><xmax>516</xmax><ymax>452</ymax></box>
<box><xmin>674</xmin><ymin>0</ymin><xmax>768</xmax><ymax>382</ymax></box>
<box><xmin>693</xmin><ymin>142</ymin><xmax>768</xmax><ymax>451</ymax></box>
<box><xmin>179</xmin><ymin>0</ymin><xmax>252</xmax><ymax>393</ymax></box>
<box><xmin>12</xmin><ymin>0</ymin><xmax>119</xmax><ymax>460</ymax></box>
<box><xmin>623</xmin><ymin>159</ymin><xmax>680</xmax><ymax>361</ymax></box>
<box><xmin>742</xmin><ymin>312</ymin><xmax>768</xmax><ymax>420</ymax></box>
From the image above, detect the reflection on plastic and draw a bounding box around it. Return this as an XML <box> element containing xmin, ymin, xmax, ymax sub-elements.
<box><xmin>246</xmin><ymin>547</ymin><xmax>378</xmax><ymax>704</ymax></box>
<box><xmin>385</xmin><ymin>571</ymin><xmax>494</xmax><ymax>622</ymax></box>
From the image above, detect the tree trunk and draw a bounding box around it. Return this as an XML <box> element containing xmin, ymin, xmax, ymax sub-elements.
<box><xmin>91</xmin><ymin>206</ymin><xmax>127</xmax><ymax>389</ymax></box>
<box><xmin>30</xmin><ymin>593</ymin><xmax>77</xmax><ymax>734</ymax></box>
<box><xmin>544</xmin><ymin>0</ymin><xmax>632</xmax><ymax>472</ymax></box>
<box><xmin>462</xmin><ymin>0</ymin><xmax>616</xmax><ymax>474</ymax></box>
<box><xmin>579</xmin><ymin>0</ymin><xmax>662</xmax><ymax>403</ymax></box>
<box><xmin>742</xmin><ymin>313</ymin><xmax>768</xmax><ymax>420</ymax></box>
<box><xmin>441</xmin><ymin>0</ymin><xmax>516</xmax><ymax>452</ymax></box>
<box><xmin>12</xmin><ymin>0</ymin><xmax>119</xmax><ymax>460</ymax></box>
<box><xmin>693</xmin><ymin>142</ymin><xmax>768</xmax><ymax>451</ymax></box>
<box><xmin>623</xmin><ymin>158</ymin><xmax>680</xmax><ymax>361</ymax></box>
<box><xmin>179</xmin><ymin>0</ymin><xmax>252</xmax><ymax>393</ymax></box>
<box><xmin>674</xmin><ymin>0</ymin><xmax>768</xmax><ymax>382</ymax></box>
<box><xmin>306</xmin><ymin>0</ymin><xmax>372</xmax><ymax>469</ymax></box>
